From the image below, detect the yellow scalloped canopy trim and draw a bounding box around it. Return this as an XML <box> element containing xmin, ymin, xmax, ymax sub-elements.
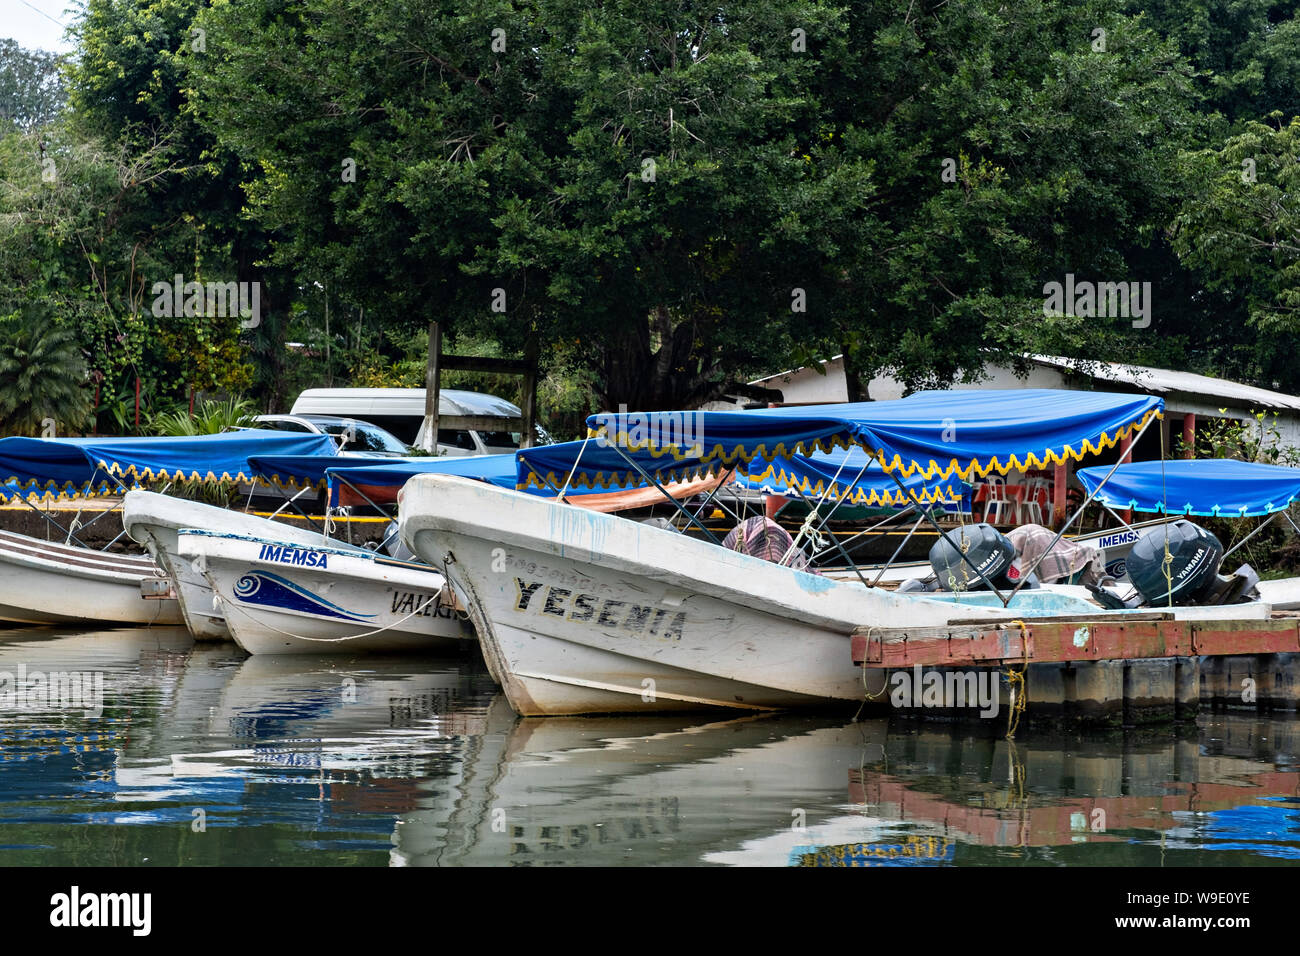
<box><xmin>738</xmin><ymin>459</ymin><xmax>966</xmax><ymax>505</ymax></box>
<box><xmin>517</xmin><ymin>459</ymin><xmax>722</xmax><ymax>493</ymax></box>
<box><xmin>582</xmin><ymin>407</ymin><xmax>1162</xmax><ymax>484</ymax></box>
<box><xmin>0</xmin><ymin>479</ymin><xmax>119</xmax><ymax>505</ymax></box>
<box><xmin>96</xmin><ymin>462</ymin><xmax>321</xmax><ymax>490</ymax></box>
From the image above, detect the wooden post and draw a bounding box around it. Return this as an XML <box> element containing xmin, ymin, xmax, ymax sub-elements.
<box><xmin>1182</xmin><ymin>413</ymin><xmax>1196</xmax><ymax>459</ymax></box>
<box><xmin>1053</xmin><ymin>462</ymin><xmax>1068</xmax><ymax>528</ymax></box>
<box><xmin>420</xmin><ymin>321</ymin><xmax>442</xmax><ymax>454</ymax></box>
<box><xmin>520</xmin><ymin>336</ymin><xmax>538</xmax><ymax>449</ymax></box>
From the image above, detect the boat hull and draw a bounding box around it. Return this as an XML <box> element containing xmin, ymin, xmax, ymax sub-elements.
<box><xmin>0</xmin><ymin>530</ymin><xmax>182</xmax><ymax>627</ymax></box>
<box><xmin>397</xmin><ymin>476</ymin><xmax>1036</xmax><ymax>716</ymax></box>
<box><xmin>123</xmin><ymin>490</ymin><xmax>359</xmax><ymax>641</ymax></box>
<box><xmin>178</xmin><ymin>529</ymin><xmax>470</xmax><ymax>655</ymax></box>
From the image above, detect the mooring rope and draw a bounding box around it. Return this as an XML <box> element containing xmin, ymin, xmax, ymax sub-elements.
<box><xmin>1003</xmin><ymin>619</ymin><xmax>1030</xmax><ymax>739</ymax></box>
<box><xmin>852</xmin><ymin>627</ymin><xmax>889</xmax><ymax>722</ymax></box>
<box><xmin>218</xmin><ymin>590</ymin><xmax>456</xmax><ymax>643</ymax></box>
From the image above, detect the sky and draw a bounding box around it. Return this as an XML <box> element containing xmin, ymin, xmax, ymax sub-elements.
<box><xmin>5</xmin><ymin>0</ymin><xmax>79</xmax><ymax>53</ymax></box>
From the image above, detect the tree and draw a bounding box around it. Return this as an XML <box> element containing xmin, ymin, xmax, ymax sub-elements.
<box><xmin>187</xmin><ymin>0</ymin><xmax>1227</xmax><ymax>412</ymax></box>
<box><xmin>1171</xmin><ymin>115</ymin><xmax>1300</xmax><ymax>385</ymax></box>
<box><xmin>0</xmin><ymin>310</ymin><xmax>92</xmax><ymax>436</ymax></box>
<box><xmin>0</xmin><ymin>40</ymin><xmax>66</xmax><ymax>130</ymax></box>
<box><xmin>64</xmin><ymin>0</ymin><xmax>267</xmax><ymax>414</ymax></box>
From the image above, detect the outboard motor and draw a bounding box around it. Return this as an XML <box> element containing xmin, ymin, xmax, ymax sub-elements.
<box><xmin>381</xmin><ymin>519</ymin><xmax>417</xmax><ymax>563</ymax></box>
<box><xmin>928</xmin><ymin>523</ymin><xmax>1017</xmax><ymax>591</ymax></box>
<box><xmin>1125</xmin><ymin>519</ymin><xmax>1255</xmax><ymax>606</ymax></box>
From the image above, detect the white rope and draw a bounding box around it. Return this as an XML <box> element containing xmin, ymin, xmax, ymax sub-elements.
<box><xmin>218</xmin><ymin>590</ymin><xmax>461</xmax><ymax>643</ymax></box>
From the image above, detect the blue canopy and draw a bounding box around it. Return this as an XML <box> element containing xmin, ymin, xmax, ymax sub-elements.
<box><xmin>738</xmin><ymin>447</ymin><xmax>970</xmax><ymax>507</ymax></box>
<box><xmin>325</xmin><ymin>455</ymin><xmax>520</xmax><ymax>493</ymax></box>
<box><xmin>80</xmin><ymin>431</ymin><xmax>338</xmax><ymax>484</ymax></box>
<box><xmin>0</xmin><ymin>431</ymin><xmax>339</xmax><ymax>503</ymax></box>
<box><xmin>586</xmin><ymin>389</ymin><xmax>1163</xmax><ymax>482</ymax></box>
<box><xmin>323</xmin><ymin>455</ymin><xmax>521</xmax><ymax>507</ymax></box>
<box><xmin>1077</xmin><ymin>459</ymin><xmax>1300</xmax><ymax>517</ymax></box>
<box><xmin>249</xmin><ymin>453</ymin><xmax>408</xmax><ymax>489</ymax></box>
<box><xmin>516</xmin><ymin>441</ymin><xmax>695</xmax><ymax>493</ymax></box>
<box><xmin>0</xmin><ymin>436</ymin><xmax>125</xmax><ymax>501</ymax></box>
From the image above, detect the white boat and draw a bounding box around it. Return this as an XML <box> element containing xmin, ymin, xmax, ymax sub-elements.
<box><xmin>399</xmin><ymin>475</ymin><xmax>1154</xmax><ymax>715</ymax></box>
<box><xmin>177</xmin><ymin>528</ymin><xmax>470</xmax><ymax>655</ymax></box>
<box><xmin>398</xmin><ymin>390</ymin><xmax>1295</xmax><ymax>717</ymax></box>
<box><xmin>0</xmin><ymin>529</ymin><xmax>183</xmax><ymax>627</ymax></box>
<box><xmin>122</xmin><ymin>489</ymin><xmax>361</xmax><ymax>640</ymax></box>
<box><xmin>0</xmin><ymin>432</ymin><xmax>343</xmax><ymax>637</ymax></box>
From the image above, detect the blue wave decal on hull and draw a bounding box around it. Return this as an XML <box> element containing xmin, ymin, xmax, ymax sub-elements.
<box><xmin>233</xmin><ymin>571</ymin><xmax>378</xmax><ymax>622</ymax></box>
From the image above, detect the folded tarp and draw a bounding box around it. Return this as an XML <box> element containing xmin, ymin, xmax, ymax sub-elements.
<box><xmin>0</xmin><ymin>431</ymin><xmax>340</xmax><ymax>503</ymax></box>
<box><xmin>586</xmin><ymin>389</ymin><xmax>1163</xmax><ymax>483</ymax></box>
<box><xmin>1077</xmin><ymin>459</ymin><xmax>1300</xmax><ymax>517</ymax></box>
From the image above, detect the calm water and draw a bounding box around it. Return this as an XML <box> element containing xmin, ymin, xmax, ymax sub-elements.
<box><xmin>0</xmin><ymin>627</ymin><xmax>1297</xmax><ymax>866</ymax></box>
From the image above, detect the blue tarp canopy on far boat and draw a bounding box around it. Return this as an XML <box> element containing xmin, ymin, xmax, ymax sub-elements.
<box><xmin>0</xmin><ymin>436</ymin><xmax>129</xmax><ymax>502</ymax></box>
<box><xmin>0</xmin><ymin>431</ymin><xmax>339</xmax><ymax>503</ymax></box>
<box><xmin>738</xmin><ymin>447</ymin><xmax>970</xmax><ymax>507</ymax></box>
<box><xmin>79</xmin><ymin>431</ymin><xmax>338</xmax><ymax>484</ymax></box>
<box><xmin>325</xmin><ymin>454</ymin><xmax>520</xmax><ymax>491</ymax></box>
<box><xmin>249</xmin><ymin>453</ymin><xmax>415</xmax><ymax>489</ymax></box>
<box><xmin>321</xmin><ymin>454</ymin><xmax>521</xmax><ymax>507</ymax></box>
<box><xmin>515</xmin><ymin>441</ymin><xmax>692</xmax><ymax>493</ymax></box>
<box><xmin>518</xmin><ymin>440</ymin><xmax>969</xmax><ymax>509</ymax></box>
<box><xmin>1077</xmin><ymin>459</ymin><xmax>1300</xmax><ymax>517</ymax></box>
<box><xmin>585</xmin><ymin>389</ymin><xmax>1164</xmax><ymax>484</ymax></box>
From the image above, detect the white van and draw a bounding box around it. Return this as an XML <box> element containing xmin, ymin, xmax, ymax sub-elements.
<box><xmin>289</xmin><ymin>388</ymin><xmax>536</xmax><ymax>456</ymax></box>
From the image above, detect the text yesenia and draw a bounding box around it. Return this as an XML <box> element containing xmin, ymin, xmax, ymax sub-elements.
<box><xmin>512</xmin><ymin>578</ymin><xmax>686</xmax><ymax>641</ymax></box>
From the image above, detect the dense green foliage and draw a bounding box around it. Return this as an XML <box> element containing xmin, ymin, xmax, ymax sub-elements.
<box><xmin>0</xmin><ymin>41</ymin><xmax>65</xmax><ymax>130</ymax></box>
<box><xmin>1</xmin><ymin>0</ymin><xmax>1299</xmax><ymax>434</ymax></box>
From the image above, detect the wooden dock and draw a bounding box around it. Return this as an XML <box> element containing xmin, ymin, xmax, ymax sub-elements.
<box><xmin>851</xmin><ymin>615</ymin><xmax>1300</xmax><ymax>668</ymax></box>
<box><xmin>851</xmin><ymin>613</ymin><xmax>1300</xmax><ymax>724</ymax></box>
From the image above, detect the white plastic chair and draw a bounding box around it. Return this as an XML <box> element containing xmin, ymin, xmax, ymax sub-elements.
<box><xmin>981</xmin><ymin>476</ymin><xmax>1014</xmax><ymax>525</ymax></box>
<box><xmin>1020</xmin><ymin>476</ymin><xmax>1051</xmax><ymax>525</ymax></box>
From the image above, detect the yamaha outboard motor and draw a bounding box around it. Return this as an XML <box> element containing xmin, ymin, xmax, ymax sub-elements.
<box><xmin>928</xmin><ymin>523</ymin><xmax>1017</xmax><ymax>591</ymax></box>
<box><xmin>1126</xmin><ymin>520</ymin><xmax>1228</xmax><ymax>606</ymax></box>
<box><xmin>380</xmin><ymin>519</ymin><xmax>417</xmax><ymax>563</ymax></box>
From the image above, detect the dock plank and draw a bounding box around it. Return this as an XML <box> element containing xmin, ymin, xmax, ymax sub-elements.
<box><xmin>851</xmin><ymin>618</ymin><xmax>1300</xmax><ymax>667</ymax></box>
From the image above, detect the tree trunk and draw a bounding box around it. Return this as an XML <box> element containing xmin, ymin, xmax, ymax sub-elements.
<box><xmin>841</xmin><ymin>344</ymin><xmax>869</xmax><ymax>402</ymax></box>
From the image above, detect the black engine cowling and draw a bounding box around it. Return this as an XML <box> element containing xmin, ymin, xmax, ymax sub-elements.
<box><xmin>1127</xmin><ymin>519</ymin><xmax>1224</xmax><ymax>606</ymax></box>
<box><xmin>928</xmin><ymin>523</ymin><xmax>1016</xmax><ymax>591</ymax></box>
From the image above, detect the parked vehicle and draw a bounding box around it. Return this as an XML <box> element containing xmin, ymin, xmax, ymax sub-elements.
<box><xmin>288</xmin><ymin>387</ymin><xmax>551</xmax><ymax>455</ymax></box>
<box><xmin>253</xmin><ymin>413</ymin><xmax>411</xmax><ymax>456</ymax></box>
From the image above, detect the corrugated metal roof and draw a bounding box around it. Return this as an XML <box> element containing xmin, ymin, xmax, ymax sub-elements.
<box><xmin>1028</xmin><ymin>355</ymin><xmax>1300</xmax><ymax>412</ymax></box>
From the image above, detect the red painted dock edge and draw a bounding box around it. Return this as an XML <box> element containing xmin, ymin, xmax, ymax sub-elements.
<box><xmin>851</xmin><ymin>618</ymin><xmax>1300</xmax><ymax>668</ymax></box>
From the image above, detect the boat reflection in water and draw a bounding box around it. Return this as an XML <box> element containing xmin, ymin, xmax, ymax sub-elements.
<box><xmin>0</xmin><ymin>628</ymin><xmax>1296</xmax><ymax>866</ymax></box>
<box><xmin>403</xmin><ymin>712</ymin><xmax>1300</xmax><ymax>867</ymax></box>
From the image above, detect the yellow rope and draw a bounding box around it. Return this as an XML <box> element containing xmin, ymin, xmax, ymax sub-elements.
<box><xmin>1003</xmin><ymin>619</ymin><xmax>1030</xmax><ymax>739</ymax></box>
<box><xmin>853</xmin><ymin>627</ymin><xmax>889</xmax><ymax>721</ymax></box>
